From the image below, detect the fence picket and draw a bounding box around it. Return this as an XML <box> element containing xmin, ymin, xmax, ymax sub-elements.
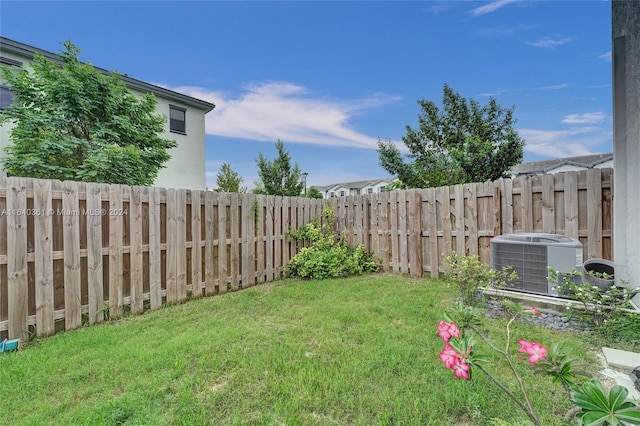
<box><xmin>85</xmin><ymin>182</ymin><xmax>103</xmax><ymax>324</ymax></box>
<box><xmin>165</xmin><ymin>188</ymin><xmax>177</xmax><ymax>303</ymax></box>
<box><xmin>7</xmin><ymin>178</ymin><xmax>28</xmax><ymax>340</ymax></box>
<box><xmin>587</xmin><ymin>169</ymin><xmax>603</xmax><ymax>259</ymax></box>
<box><xmin>564</xmin><ymin>172</ymin><xmax>579</xmax><ymax>240</ymax></box>
<box><xmin>34</xmin><ymin>179</ymin><xmax>55</xmax><ymax>334</ymax></box>
<box><xmin>148</xmin><ymin>186</ymin><xmax>162</xmax><ymax>308</ymax></box>
<box><xmin>467</xmin><ymin>184</ymin><xmax>479</xmax><ymax>257</ymax></box>
<box><xmin>398</xmin><ymin>190</ymin><xmax>408</xmax><ymax>273</ymax></box>
<box><xmin>256</xmin><ymin>195</ymin><xmax>265</xmax><ymax>284</ymax></box>
<box><xmin>62</xmin><ymin>180</ymin><xmax>81</xmax><ymax>330</ymax></box>
<box><xmin>130</xmin><ymin>186</ymin><xmax>144</xmax><ymax>313</ymax></box>
<box><xmin>408</xmin><ymin>191</ymin><xmax>422</xmax><ymax>277</ymax></box>
<box><xmin>389</xmin><ymin>191</ymin><xmax>399</xmax><ymax>271</ymax></box>
<box><xmin>217</xmin><ymin>192</ymin><xmax>229</xmax><ymax>293</ymax></box>
<box><xmin>203</xmin><ymin>191</ymin><xmax>216</xmax><ymax>295</ymax></box>
<box><xmin>454</xmin><ymin>185</ymin><xmax>465</xmax><ymax>255</ymax></box>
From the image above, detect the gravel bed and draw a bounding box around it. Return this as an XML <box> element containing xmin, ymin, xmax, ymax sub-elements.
<box><xmin>484</xmin><ymin>300</ymin><xmax>593</xmax><ymax>333</ymax></box>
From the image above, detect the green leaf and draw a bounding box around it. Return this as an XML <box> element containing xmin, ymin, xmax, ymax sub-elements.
<box><xmin>579</xmin><ymin>411</ymin><xmax>611</xmax><ymax>426</ymax></box>
<box><xmin>469</xmin><ymin>354</ymin><xmax>491</xmax><ymax>364</ymax></box>
<box><xmin>581</xmin><ymin>381</ymin><xmax>610</xmax><ymax>410</ymax></box>
<box><xmin>616</xmin><ymin>408</ymin><xmax>640</xmax><ymax>424</ymax></box>
<box><xmin>608</xmin><ymin>385</ymin><xmax>629</xmax><ymax>410</ymax></box>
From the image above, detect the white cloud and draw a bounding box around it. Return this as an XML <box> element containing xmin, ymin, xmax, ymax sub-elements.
<box><xmin>422</xmin><ymin>2</ymin><xmax>451</xmax><ymax>14</ymax></box>
<box><xmin>561</xmin><ymin>112</ymin><xmax>607</xmax><ymax>125</ymax></box>
<box><xmin>470</xmin><ymin>0</ymin><xmax>518</xmax><ymax>16</ymax></box>
<box><xmin>598</xmin><ymin>51</ymin><xmax>612</xmax><ymax>61</ymax></box>
<box><xmin>519</xmin><ymin>127</ymin><xmax>612</xmax><ymax>158</ymax></box>
<box><xmin>530</xmin><ymin>83</ymin><xmax>573</xmax><ymax>91</ymax></box>
<box><xmin>168</xmin><ymin>82</ymin><xmax>400</xmax><ymax>150</ymax></box>
<box><xmin>526</xmin><ymin>37</ymin><xmax>572</xmax><ymax>48</ymax></box>
<box><xmin>479</xmin><ymin>83</ymin><xmax>572</xmax><ymax>97</ymax></box>
<box><xmin>480</xmin><ymin>88</ymin><xmax>508</xmax><ymax>97</ymax></box>
<box><xmin>477</xmin><ymin>24</ymin><xmax>537</xmax><ymax>37</ymax></box>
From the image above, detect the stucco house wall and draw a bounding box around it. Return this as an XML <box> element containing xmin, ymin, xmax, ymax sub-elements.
<box><xmin>0</xmin><ymin>36</ymin><xmax>214</xmax><ymax>190</ymax></box>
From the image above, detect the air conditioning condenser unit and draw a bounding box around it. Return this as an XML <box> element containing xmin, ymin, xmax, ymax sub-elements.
<box><xmin>490</xmin><ymin>233</ymin><xmax>583</xmax><ymax>296</ymax></box>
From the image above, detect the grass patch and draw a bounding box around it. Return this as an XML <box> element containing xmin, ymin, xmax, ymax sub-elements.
<box><xmin>0</xmin><ymin>275</ymin><xmax>618</xmax><ymax>425</ymax></box>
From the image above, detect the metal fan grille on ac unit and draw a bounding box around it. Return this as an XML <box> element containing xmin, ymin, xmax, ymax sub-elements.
<box><xmin>490</xmin><ymin>233</ymin><xmax>583</xmax><ymax>296</ymax></box>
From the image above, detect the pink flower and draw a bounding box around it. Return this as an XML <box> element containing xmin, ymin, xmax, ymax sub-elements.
<box><xmin>524</xmin><ymin>306</ymin><xmax>543</xmax><ymax>317</ymax></box>
<box><xmin>437</xmin><ymin>320</ymin><xmax>461</xmax><ymax>342</ymax></box>
<box><xmin>452</xmin><ymin>359</ymin><xmax>471</xmax><ymax>380</ymax></box>
<box><xmin>439</xmin><ymin>343</ymin><xmax>460</xmax><ymax>369</ymax></box>
<box><xmin>517</xmin><ymin>339</ymin><xmax>547</xmax><ymax>364</ymax></box>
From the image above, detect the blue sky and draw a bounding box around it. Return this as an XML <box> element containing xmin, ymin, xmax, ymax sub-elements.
<box><xmin>1</xmin><ymin>1</ymin><xmax>613</xmax><ymax>189</ymax></box>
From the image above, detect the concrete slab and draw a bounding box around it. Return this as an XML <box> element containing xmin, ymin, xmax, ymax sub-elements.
<box><xmin>602</xmin><ymin>347</ymin><xmax>640</xmax><ymax>371</ymax></box>
<box><xmin>601</xmin><ymin>368</ymin><xmax>640</xmax><ymax>402</ymax></box>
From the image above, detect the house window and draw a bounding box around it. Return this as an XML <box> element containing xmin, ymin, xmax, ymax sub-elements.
<box><xmin>340</xmin><ymin>190</ymin><xmax>345</xmax><ymax>196</ymax></box>
<box><xmin>367</xmin><ymin>188</ymin><xmax>373</xmax><ymax>194</ymax></box>
<box><xmin>0</xmin><ymin>57</ymin><xmax>21</xmax><ymax>111</ymax></box>
<box><xmin>0</xmin><ymin>86</ymin><xmax>14</xmax><ymax>110</ymax></box>
<box><xmin>379</xmin><ymin>186</ymin><xmax>386</xmax><ymax>192</ymax></box>
<box><xmin>330</xmin><ymin>192</ymin><xmax>335</xmax><ymax>198</ymax></box>
<box><xmin>169</xmin><ymin>105</ymin><xmax>186</xmax><ymax>134</ymax></box>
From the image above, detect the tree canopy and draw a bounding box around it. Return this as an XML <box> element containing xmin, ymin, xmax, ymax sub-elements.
<box><xmin>254</xmin><ymin>140</ymin><xmax>304</xmax><ymax>196</ymax></box>
<box><xmin>215</xmin><ymin>162</ymin><xmax>246</xmax><ymax>193</ymax></box>
<box><xmin>0</xmin><ymin>41</ymin><xmax>176</xmax><ymax>186</ymax></box>
<box><xmin>378</xmin><ymin>84</ymin><xmax>524</xmax><ymax>189</ymax></box>
<box><xmin>306</xmin><ymin>187</ymin><xmax>323</xmax><ymax>199</ymax></box>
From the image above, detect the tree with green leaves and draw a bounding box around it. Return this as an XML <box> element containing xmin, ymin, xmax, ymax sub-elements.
<box><xmin>0</xmin><ymin>40</ymin><xmax>176</xmax><ymax>186</ymax></box>
<box><xmin>306</xmin><ymin>186</ymin><xmax>323</xmax><ymax>199</ymax></box>
<box><xmin>378</xmin><ymin>84</ymin><xmax>524</xmax><ymax>189</ymax></box>
<box><xmin>215</xmin><ymin>162</ymin><xmax>246</xmax><ymax>192</ymax></box>
<box><xmin>254</xmin><ymin>139</ymin><xmax>304</xmax><ymax>196</ymax></box>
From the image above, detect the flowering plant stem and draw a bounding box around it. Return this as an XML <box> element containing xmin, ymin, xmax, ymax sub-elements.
<box><xmin>469</xmin><ymin>318</ymin><xmax>542</xmax><ymax>426</ymax></box>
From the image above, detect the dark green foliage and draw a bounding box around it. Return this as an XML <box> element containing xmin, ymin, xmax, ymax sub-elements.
<box><xmin>215</xmin><ymin>162</ymin><xmax>246</xmax><ymax>192</ymax></box>
<box><xmin>0</xmin><ymin>41</ymin><xmax>176</xmax><ymax>186</ymax></box>
<box><xmin>570</xmin><ymin>381</ymin><xmax>640</xmax><ymax>425</ymax></box>
<box><xmin>306</xmin><ymin>186</ymin><xmax>323</xmax><ymax>199</ymax></box>
<box><xmin>378</xmin><ymin>84</ymin><xmax>524</xmax><ymax>188</ymax></box>
<box><xmin>254</xmin><ymin>140</ymin><xmax>304</xmax><ymax>196</ymax></box>
<box><xmin>286</xmin><ymin>207</ymin><xmax>379</xmax><ymax>279</ymax></box>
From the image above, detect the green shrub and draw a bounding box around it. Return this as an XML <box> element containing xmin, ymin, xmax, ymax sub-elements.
<box><xmin>549</xmin><ymin>268</ymin><xmax>636</xmax><ymax>329</ymax></box>
<box><xmin>443</xmin><ymin>252</ymin><xmax>518</xmax><ymax>307</ymax></box>
<box><xmin>285</xmin><ymin>207</ymin><xmax>379</xmax><ymax>279</ymax></box>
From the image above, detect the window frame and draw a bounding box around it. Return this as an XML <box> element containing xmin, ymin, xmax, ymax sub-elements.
<box><xmin>0</xmin><ymin>56</ymin><xmax>22</xmax><ymax>111</ymax></box>
<box><xmin>0</xmin><ymin>86</ymin><xmax>15</xmax><ymax>111</ymax></box>
<box><xmin>169</xmin><ymin>104</ymin><xmax>187</xmax><ymax>135</ymax></box>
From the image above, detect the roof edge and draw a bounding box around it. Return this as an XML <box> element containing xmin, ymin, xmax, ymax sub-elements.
<box><xmin>0</xmin><ymin>36</ymin><xmax>215</xmax><ymax>113</ymax></box>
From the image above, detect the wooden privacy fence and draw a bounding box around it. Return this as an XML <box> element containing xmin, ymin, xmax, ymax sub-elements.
<box><xmin>0</xmin><ymin>168</ymin><xmax>613</xmax><ymax>341</ymax></box>
<box><xmin>0</xmin><ymin>176</ymin><xmax>324</xmax><ymax>341</ymax></box>
<box><xmin>331</xmin><ymin>168</ymin><xmax>613</xmax><ymax>278</ymax></box>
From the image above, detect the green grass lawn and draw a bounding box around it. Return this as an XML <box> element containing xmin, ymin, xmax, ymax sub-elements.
<box><xmin>0</xmin><ymin>275</ymin><xmax>607</xmax><ymax>425</ymax></box>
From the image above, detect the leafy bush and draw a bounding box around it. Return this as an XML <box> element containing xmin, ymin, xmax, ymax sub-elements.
<box><xmin>443</xmin><ymin>252</ymin><xmax>518</xmax><ymax>306</ymax></box>
<box><xmin>549</xmin><ymin>268</ymin><xmax>638</xmax><ymax>329</ymax></box>
<box><xmin>285</xmin><ymin>207</ymin><xmax>379</xmax><ymax>279</ymax></box>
